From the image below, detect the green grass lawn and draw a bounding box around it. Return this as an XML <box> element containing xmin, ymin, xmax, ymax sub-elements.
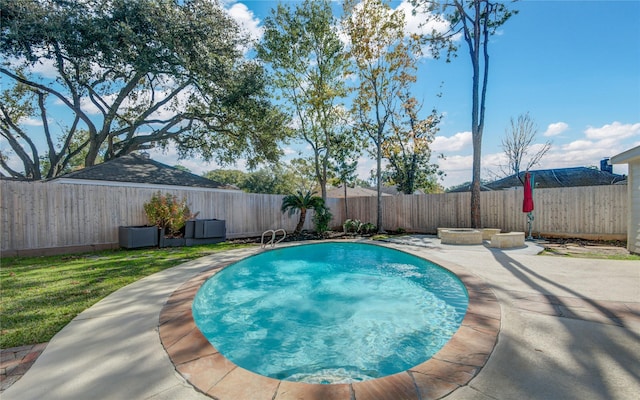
<box><xmin>0</xmin><ymin>242</ymin><xmax>252</xmax><ymax>349</ymax></box>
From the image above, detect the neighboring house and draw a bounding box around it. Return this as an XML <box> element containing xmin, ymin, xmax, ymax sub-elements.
<box><xmin>611</xmin><ymin>145</ymin><xmax>640</xmax><ymax>254</ymax></box>
<box><xmin>326</xmin><ymin>185</ymin><xmax>393</xmax><ymax>198</ymax></box>
<box><xmin>448</xmin><ymin>160</ymin><xmax>626</xmax><ymax>192</ymax></box>
<box><xmin>51</xmin><ymin>153</ymin><xmax>237</xmax><ymax>191</ymax></box>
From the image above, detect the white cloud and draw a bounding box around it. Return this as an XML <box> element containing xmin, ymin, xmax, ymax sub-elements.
<box><xmin>397</xmin><ymin>0</ymin><xmax>451</xmax><ymax>38</ymax></box>
<box><xmin>283</xmin><ymin>147</ymin><xmax>297</xmax><ymax>156</ymax></box>
<box><xmin>226</xmin><ymin>2</ymin><xmax>263</xmax><ymax>43</ymax></box>
<box><xmin>19</xmin><ymin>117</ymin><xmax>44</xmax><ymax>127</ymax></box>
<box><xmin>543</xmin><ymin>122</ymin><xmax>569</xmax><ymax>137</ymax></box>
<box><xmin>5</xmin><ymin>55</ymin><xmax>60</xmax><ymax>80</ymax></box>
<box><xmin>584</xmin><ymin>122</ymin><xmax>640</xmax><ymax>140</ymax></box>
<box><xmin>356</xmin><ymin>156</ymin><xmax>375</xmax><ymax>182</ymax></box>
<box><xmin>29</xmin><ymin>58</ymin><xmax>59</xmax><ymax>79</ymax></box>
<box><xmin>435</xmin><ymin>154</ymin><xmax>472</xmax><ymax>188</ymax></box>
<box><xmin>438</xmin><ymin>154</ymin><xmax>471</xmax><ymax>171</ymax></box>
<box><xmin>431</xmin><ymin>131</ymin><xmax>472</xmax><ymax>152</ymax></box>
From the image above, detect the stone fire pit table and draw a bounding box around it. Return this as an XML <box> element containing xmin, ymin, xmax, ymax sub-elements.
<box><xmin>440</xmin><ymin>228</ymin><xmax>484</xmax><ymax>245</ymax></box>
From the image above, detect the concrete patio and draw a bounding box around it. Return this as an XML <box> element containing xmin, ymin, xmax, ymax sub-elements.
<box><xmin>2</xmin><ymin>237</ymin><xmax>638</xmax><ymax>399</ymax></box>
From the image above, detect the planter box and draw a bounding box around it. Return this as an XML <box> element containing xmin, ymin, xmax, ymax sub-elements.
<box><xmin>119</xmin><ymin>226</ymin><xmax>159</xmax><ymax>249</ymax></box>
<box><xmin>159</xmin><ymin>236</ymin><xmax>186</xmax><ymax>247</ymax></box>
<box><xmin>159</xmin><ymin>228</ymin><xmax>187</xmax><ymax>248</ymax></box>
<box><xmin>185</xmin><ymin>219</ymin><xmax>226</xmax><ymax>246</ymax></box>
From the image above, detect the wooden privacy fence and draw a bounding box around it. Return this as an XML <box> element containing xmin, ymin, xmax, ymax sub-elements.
<box><xmin>0</xmin><ymin>181</ymin><xmax>340</xmax><ymax>256</ymax></box>
<box><xmin>0</xmin><ymin>180</ymin><xmax>627</xmax><ymax>256</ymax></box>
<box><xmin>341</xmin><ymin>185</ymin><xmax>627</xmax><ymax>239</ymax></box>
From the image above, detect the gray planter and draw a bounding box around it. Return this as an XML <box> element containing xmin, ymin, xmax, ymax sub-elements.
<box><xmin>185</xmin><ymin>219</ymin><xmax>226</xmax><ymax>246</ymax></box>
<box><xmin>119</xmin><ymin>226</ymin><xmax>159</xmax><ymax>249</ymax></box>
<box><xmin>159</xmin><ymin>228</ymin><xmax>187</xmax><ymax>248</ymax></box>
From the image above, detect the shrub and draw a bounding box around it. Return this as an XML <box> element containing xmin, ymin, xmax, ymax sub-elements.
<box><xmin>143</xmin><ymin>192</ymin><xmax>196</xmax><ymax>237</ymax></box>
<box><xmin>360</xmin><ymin>222</ymin><xmax>377</xmax><ymax>234</ymax></box>
<box><xmin>343</xmin><ymin>219</ymin><xmax>376</xmax><ymax>235</ymax></box>
<box><xmin>343</xmin><ymin>219</ymin><xmax>362</xmax><ymax>234</ymax></box>
<box><xmin>313</xmin><ymin>205</ymin><xmax>333</xmax><ymax>235</ymax></box>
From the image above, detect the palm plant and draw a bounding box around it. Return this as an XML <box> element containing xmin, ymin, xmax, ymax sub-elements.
<box><xmin>281</xmin><ymin>190</ymin><xmax>324</xmax><ymax>234</ymax></box>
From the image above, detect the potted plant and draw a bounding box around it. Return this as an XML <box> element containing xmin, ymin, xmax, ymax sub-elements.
<box><xmin>144</xmin><ymin>191</ymin><xmax>197</xmax><ymax>247</ymax></box>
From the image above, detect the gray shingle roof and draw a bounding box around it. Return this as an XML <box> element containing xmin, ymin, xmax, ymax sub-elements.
<box><xmin>54</xmin><ymin>154</ymin><xmax>224</xmax><ymax>189</ymax></box>
<box><xmin>326</xmin><ymin>185</ymin><xmax>393</xmax><ymax>198</ymax></box>
<box><xmin>447</xmin><ymin>167</ymin><xmax>626</xmax><ymax>192</ymax></box>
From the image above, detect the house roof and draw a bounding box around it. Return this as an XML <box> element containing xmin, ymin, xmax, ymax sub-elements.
<box><xmin>447</xmin><ymin>167</ymin><xmax>626</xmax><ymax>192</ymax></box>
<box><xmin>52</xmin><ymin>153</ymin><xmax>226</xmax><ymax>189</ymax></box>
<box><xmin>326</xmin><ymin>185</ymin><xmax>393</xmax><ymax>198</ymax></box>
<box><xmin>611</xmin><ymin>145</ymin><xmax>640</xmax><ymax>164</ymax></box>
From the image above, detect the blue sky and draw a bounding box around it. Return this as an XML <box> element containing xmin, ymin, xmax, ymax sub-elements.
<box><xmin>4</xmin><ymin>0</ymin><xmax>639</xmax><ymax>189</ymax></box>
<box><xmin>204</xmin><ymin>0</ymin><xmax>639</xmax><ymax>188</ymax></box>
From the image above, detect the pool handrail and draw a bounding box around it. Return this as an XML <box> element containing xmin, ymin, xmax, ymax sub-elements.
<box><xmin>260</xmin><ymin>229</ymin><xmax>286</xmax><ymax>248</ymax></box>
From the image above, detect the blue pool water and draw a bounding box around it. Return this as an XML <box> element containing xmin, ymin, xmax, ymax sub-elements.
<box><xmin>192</xmin><ymin>242</ymin><xmax>468</xmax><ymax>383</ymax></box>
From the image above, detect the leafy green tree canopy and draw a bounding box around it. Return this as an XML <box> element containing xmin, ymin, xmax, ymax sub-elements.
<box><xmin>203</xmin><ymin>165</ymin><xmax>302</xmax><ymax>195</ymax></box>
<box><xmin>0</xmin><ymin>0</ymin><xmax>290</xmax><ymax>180</ymax></box>
<box><xmin>343</xmin><ymin>0</ymin><xmax>426</xmax><ymax>231</ymax></box>
<box><xmin>383</xmin><ymin>101</ymin><xmax>443</xmax><ymax>194</ymax></box>
<box><xmin>257</xmin><ymin>0</ymin><xmax>351</xmax><ymax>201</ymax></box>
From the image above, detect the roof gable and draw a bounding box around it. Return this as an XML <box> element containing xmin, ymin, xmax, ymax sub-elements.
<box><xmin>53</xmin><ymin>154</ymin><xmax>224</xmax><ymax>189</ymax></box>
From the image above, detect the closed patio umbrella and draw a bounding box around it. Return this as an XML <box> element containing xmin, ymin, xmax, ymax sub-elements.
<box><xmin>523</xmin><ymin>172</ymin><xmax>534</xmax><ymax>239</ymax></box>
<box><xmin>523</xmin><ymin>172</ymin><xmax>534</xmax><ymax>212</ymax></box>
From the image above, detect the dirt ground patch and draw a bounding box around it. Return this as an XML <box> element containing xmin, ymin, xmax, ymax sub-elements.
<box><xmin>539</xmin><ymin>238</ymin><xmax>632</xmax><ymax>258</ymax></box>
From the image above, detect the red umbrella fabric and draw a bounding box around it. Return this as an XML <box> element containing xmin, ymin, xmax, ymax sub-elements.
<box><xmin>522</xmin><ymin>172</ymin><xmax>534</xmax><ymax>213</ymax></box>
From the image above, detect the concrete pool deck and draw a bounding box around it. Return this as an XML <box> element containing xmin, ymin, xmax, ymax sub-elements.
<box><xmin>2</xmin><ymin>237</ymin><xmax>639</xmax><ymax>399</ymax></box>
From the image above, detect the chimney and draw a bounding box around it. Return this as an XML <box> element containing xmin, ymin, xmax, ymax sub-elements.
<box><xmin>600</xmin><ymin>157</ymin><xmax>612</xmax><ymax>174</ymax></box>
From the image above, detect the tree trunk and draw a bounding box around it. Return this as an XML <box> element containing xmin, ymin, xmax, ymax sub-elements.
<box><xmin>376</xmin><ymin>135</ymin><xmax>383</xmax><ymax>233</ymax></box>
<box><xmin>295</xmin><ymin>208</ymin><xmax>307</xmax><ymax>234</ymax></box>
<box><xmin>470</xmin><ymin>132</ymin><xmax>482</xmax><ymax>228</ymax></box>
<box><xmin>343</xmin><ymin>184</ymin><xmax>349</xmax><ymax>220</ymax></box>
<box><xmin>468</xmin><ymin>0</ymin><xmax>484</xmax><ymax>229</ymax></box>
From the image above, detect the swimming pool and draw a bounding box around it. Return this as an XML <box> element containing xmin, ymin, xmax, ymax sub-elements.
<box><xmin>192</xmin><ymin>242</ymin><xmax>469</xmax><ymax>384</ymax></box>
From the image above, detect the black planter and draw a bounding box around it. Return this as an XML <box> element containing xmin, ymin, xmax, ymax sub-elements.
<box><xmin>119</xmin><ymin>226</ymin><xmax>159</xmax><ymax>249</ymax></box>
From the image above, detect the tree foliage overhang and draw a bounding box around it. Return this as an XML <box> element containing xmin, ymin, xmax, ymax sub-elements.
<box><xmin>0</xmin><ymin>0</ymin><xmax>291</xmax><ymax>180</ymax></box>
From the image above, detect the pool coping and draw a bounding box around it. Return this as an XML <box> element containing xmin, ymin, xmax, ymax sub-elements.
<box><xmin>158</xmin><ymin>243</ymin><xmax>502</xmax><ymax>400</ymax></box>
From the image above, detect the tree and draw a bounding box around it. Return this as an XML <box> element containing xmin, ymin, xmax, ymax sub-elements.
<box><xmin>499</xmin><ymin>112</ymin><xmax>551</xmax><ymax>178</ymax></box>
<box><xmin>383</xmin><ymin>95</ymin><xmax>443</xmax><ymax>194</ymax></box>
<box><xmin>288</xmin><ymin>158</ymin><xmax>321</xmax><ymax>194</ymax></box>
<box><xmin>281</xmin><ymin>190</ymin><xmax>324</xmax><ymax>234</ymax></box>
<box><xmin>202</xmin><ymin>169</ymin><xmax>248</xmax><ymax>188</ymax></box>
<box><xmin>330</xmin><ymin>134</ymin><xmax>362</xmax><ymax>220</ymax></box>
<box><xmin>1</xmin><ymin>0</ymin><xmax>289</xmax><ymax>180</ymax></box>
<box><xmin>257</xmin><ymin>0</ymin><xmax>350</xmax><ymax>201</ymax></box>
<box><xmin>343</xmin><ymin>0</ymin><xmax>423</xmax><ymax>232</ymax></box>
<box><xmin>412</xmin><ymin>0</ymin><xmax>517</xmax><ymax>227</ymax></box>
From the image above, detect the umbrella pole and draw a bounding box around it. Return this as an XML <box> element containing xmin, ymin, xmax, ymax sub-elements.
<box><xmin>527</xmin><ymin>212</ymin><xmax>534</xmax><ymax>240</ymax></box>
